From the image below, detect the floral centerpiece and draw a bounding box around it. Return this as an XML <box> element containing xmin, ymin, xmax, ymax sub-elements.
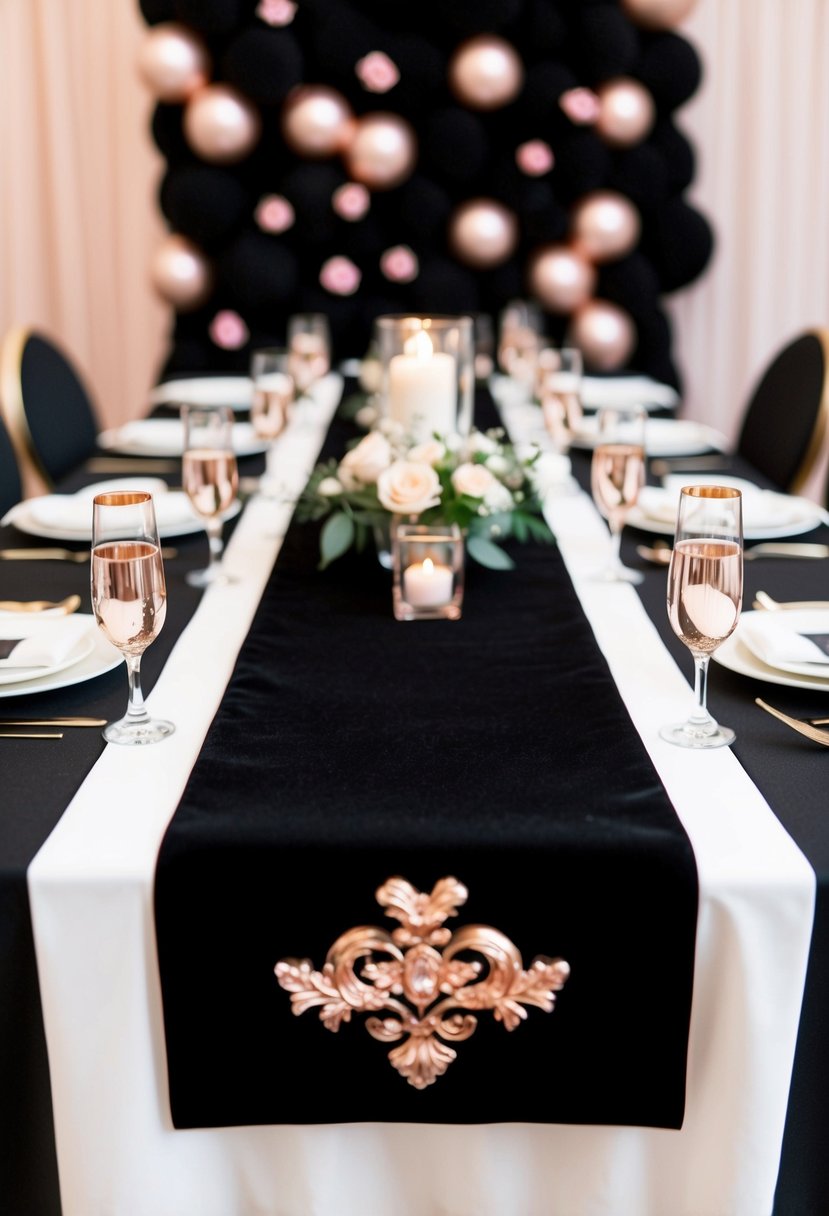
<box><xmin>296</xmin><ymin>416</ymin><xmax>561</xmax><ymax>570</ymax></box>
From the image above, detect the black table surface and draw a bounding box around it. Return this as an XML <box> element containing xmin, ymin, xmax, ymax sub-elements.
<box><xmin>1</xmin><ymin>404</ymin><xmax>828</xmax><ymax>1215</ymax></box>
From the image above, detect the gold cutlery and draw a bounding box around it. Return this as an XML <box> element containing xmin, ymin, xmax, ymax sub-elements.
<box><xmin>0</xmin><ymin>594</ymin><xmax>82</xmax><ymax>614</ymax></box>
<box><xmin>0</xmin><ymin>717</ymin><xmax>106</xmax><ymax>727</ymax></box>
<box><xmin>638</xmin><ymin>540</ymin><xmax>829</xmax><ymax>566</ymax></box>
<box><xmin>0</xmin><ymin>731</ymin><xmax>63</xmax><ymax>739</ymax></box>
<box><xmin>756</xmin><ymin>699</ymin><xmax>829</xmax><ymax>747</ymax></box>
<box><xmin>753</xmin><ymin>590</ymin><xmax>829</xmax><ymax>611</ymax></box>
<box><xmin>86</xmin><ymin>457</ymin><xmax>180</xmax><ymax>474</ymax></box>
<box><xmin>0</xmin><ymin>547</ymin><xmax>178</xmax><ymax>562</ymax></box>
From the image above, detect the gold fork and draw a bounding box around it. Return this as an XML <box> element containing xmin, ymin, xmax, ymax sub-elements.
<box><xmin>755</xmin><ymin>699</ymin><xmax>829</xmax><ymax>746</ymax></box>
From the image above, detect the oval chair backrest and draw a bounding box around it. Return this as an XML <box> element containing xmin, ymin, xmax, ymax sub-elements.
<box><xmin>736</xmin><ymin>330</ymin><xmax>829</xmax><ymax>494</ymax></box>
<box><xmin>0</xmin><ymin>413</ymin><xmax>22</xmax><ymax>515</ymax></box>
<box><xmin>0</xmin><ymin>327</ymin><xmax>99</xmax><ymax>493</ymax></box>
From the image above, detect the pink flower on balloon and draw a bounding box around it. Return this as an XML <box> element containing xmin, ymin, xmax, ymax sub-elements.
<box><xmin>559</xmin><ymin>87</ymin><xmax>601</xmax><ymax>125</ymax></box>
<box><xmin>380</xmin><ymin>245</ymin><xmax>419</xmax><ymax>283</ymax></box>
<box><xmin>209</xmin><ymin>309</ymin><xmax>249</xmax><ymax>350</ymax></box>
<box><xmin>256</xmin><ymin>0</ymin><xmax>297</xmax><ymax>26</ymax></box>
<box><xmin>320</xmin><ymin>255</ymin><xmax>362</xmax><ymax>296</ymax></box>
<box><xmin>355</xmin><ymin>51</ymin><xmax>400</xmax><ymax>94</ymax></box>
<box><xmin>516</xmin><ymin>140</ymin><xmax>554</xmax><ymax>176</ymax></box>
<box><xmin>332</xmin><ymin>182</ymin><xmax>371</xmax><ymax>222</ymax></box>
<box><xmin>255</xmin><ymin>194</ymin><xmax>295</xmax><ymax>234</ymax></box>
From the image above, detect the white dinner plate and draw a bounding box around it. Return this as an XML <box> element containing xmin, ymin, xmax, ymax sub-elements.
<box><xmin>571</xmin><ymin>416</ymin><xmax>727</xmax><ymax>456</ymax></box>
<box><xmin>0</xmin><ymin>624</ymin><xmax>94</xmax><ymax>686</ymax></box>
<box><xmin>97</xmin><ymin>419</ymin><xmax>267</xmax><ymax>459</ymax></box>
<box><xmin>628</xmin><ymin>488</ymin><xmax>825</xmax><ymax>541</ymax></box>
<box><xmin>489</xmin><ymin>373</ymin><xmax>679</xmax><ymax>414</ymax></box>
<box><xmin>4</xmin><ymin>494</ymin><xmax>241</xmax><ymax>543</ymax></box>
<box><xmin>148</xmin><ymin>376</ymin><xmax>253</xmax><ymax>413</ymax></box>
<box><xmin>0</xmin><ymin>618</ymin><xmax>122</xmax><ymax>698</ymax></box>
<box><xmin>714</xmin><ymin>617</ymin><xmax>829</xmax><ymax>693</ymax></box>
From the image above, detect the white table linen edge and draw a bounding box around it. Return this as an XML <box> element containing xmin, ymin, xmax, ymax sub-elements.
<box><xmin>26</xmin><ymin>390</ymin><xmax>815</xmax><ymax>1216</ymax></box>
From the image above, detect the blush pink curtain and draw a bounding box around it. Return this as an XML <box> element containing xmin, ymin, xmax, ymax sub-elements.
<box><xmin>1</xmin><ymin>1</ymin><xmax>828</xmax><ymax>494</ymax></box>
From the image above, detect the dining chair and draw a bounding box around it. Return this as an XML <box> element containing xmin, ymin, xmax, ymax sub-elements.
<box><xmin>0</xmin><ymin>412</ymin><xmax>22</xmax><ymax>514</ymax></box>
<box><xmin>736</xmin><ymin>328</ymin><xmax>829</xmax><ymax>494</ymax></box>
<box><xmin>0</xmin><ymin>326</ymin><xmax>99</xmax><ymax>495</ymax></box>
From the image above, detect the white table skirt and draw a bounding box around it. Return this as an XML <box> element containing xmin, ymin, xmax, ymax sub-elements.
<box><xmin>28</xmin><ymin>392</ymin><xmax>815</xmax><ymax>1216</ymax></box>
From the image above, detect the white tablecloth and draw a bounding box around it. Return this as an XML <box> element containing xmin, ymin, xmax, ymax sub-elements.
<box><xmin>28</xmin><ymin>392</ymin><xmax>815</xmax><ymax>1216</ymax></box>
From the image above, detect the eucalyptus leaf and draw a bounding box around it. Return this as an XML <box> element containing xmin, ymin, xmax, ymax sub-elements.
<box><xmin>466</xmin><ymin>534</ymin><xmax>515</xmax><ymax>570</ymax></box>
<box><xmin>319</xmin><ymin>511</ymin><xmax>355</xmax><ymax>570</ymax></box>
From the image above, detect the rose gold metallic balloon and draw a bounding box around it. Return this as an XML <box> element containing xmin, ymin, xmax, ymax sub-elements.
<box><xmin>448</xmin><ymin>199</ymin><xmax>518</xmax><ymax>269</ymax></box>
<box><xmin>596</xmin><ymin>78</ymin><xmax>655</xmax><ymax>148</ymax></box>
<box><xmin>569</xmin><ymin>300</ymin><xmax>636</xmax><ymax>371</ymax></box>
<box><xmin>572</xmin><ymin>191</ymin><xmax>641</xmax><ymax>263</ymax></box>
<box><xmin>149</xmin><ymin>234</ymin><xmax>213</xmax><ymax>311</ymax></box>
<box><xmin>621</xmin><ymin>0</ymin><xmax>698</xmax><ymax>29</ymax></box>
<box><xmin>448</xmin><ymin>35</ymin><xmax>524</xmax><ymax>111</ymax></box>
<box><xmin>184</xmin><ymin>85</ymin><xmax>261</xmax><ymax>164</ymax></box>
<box><xmin>136</xmin><ymin>23</ymin><xmax>211</xmax><ymax>103</ymax></box>
<box><xmin>281</xmin><ymin>85</ymin><xmax>355</xmax><ymax>158</ymax></box>
<box><xmin>342</xmin><ymin>113</ymin><xmax>417</xmax><ymax>190</ymax></box>
<box><xmin>528</xmin><ymin>245</ymin><xmax>597</xmax><ymax>314</ymax></box>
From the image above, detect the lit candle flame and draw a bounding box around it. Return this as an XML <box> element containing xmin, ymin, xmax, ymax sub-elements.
<box><xmin>422</xmin><ymin>557</ymin><xmax>434</xmax><ymax>575</ymax></box>
<box><xmin>404</xmin><ymin>329</ymin><xmax>434</xmax><ymax>360</ymax></box>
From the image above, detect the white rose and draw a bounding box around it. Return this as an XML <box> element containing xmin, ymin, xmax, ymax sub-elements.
<box><xmin>377</xmin><ymin>461</ymin><xmax>442</xmax><ymax>515</ymax></box>
<box><xmin>408</xmin><ymin>439</ymin><xmax>446</xmax><ymax>467</ymax></box>
<box><xmin>318</xmin><ymin>476</ymin><xmax>344</xmax><ymax>497</ymax></box>
<box><xmin>451</xmin><ymin>462</ymin><xmax>497</xmax><ymax>498</ymax></box>
<box><xmin>532</xmin><ymin>452</ymin><xmax>571</xmax><ymax>495</ymax></box>
<box><xmin>485</xmin><ymin>453</ymin><xmax>510</xmax><ymax>477</ymax></box>
<box><xmin>359</xmin><ymin>356</ymin><xmax>382</xmax><ymax>394</ymax></box>
<box><xmin>355</xmin><ymin>404</ymin><xmax>378</xmax><ymax>429</ymax></box>
<box><xmin>467</xmin><ymin>430</ymin><xmax>498</xmax><ymax>456</ymax></box>
<box><xmin>338</xmin><ymin>431</ymin><xmax>392</xmax><ymax>488</ymax></box>
<box><xmin>483</xmin><ymin>481</ymin><xmax>513</xmax><ymax>513</ymax></box>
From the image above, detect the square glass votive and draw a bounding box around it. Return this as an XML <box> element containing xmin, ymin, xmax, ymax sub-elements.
<box><xmin>392</xmin><ymin>524</ymin><xmax>464</xmax><ymax>621</ymax></box>
<box><xmin>374</xmin><ymin>314</ymin><xmax>474</xmax><ymax>445</ymax></box>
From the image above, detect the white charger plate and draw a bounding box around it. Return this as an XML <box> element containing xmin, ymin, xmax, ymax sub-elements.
<box><xmin>0</xmin><ymin>617</ymin><xmax>103</xmax><ymax>690</ymax></box>
<box><xmin>97</xmin><ymin>419</ymin><xmax>267</xmax><ymax>459</ymax></box>
<box><xmin>571</xmin><ymin>416</ymin><xmax>727</xmax><ymax>456</ymax></box>
<box><xmin>148</xmin><ymin>376</ymin><xmax>253</xmax><ymax>413</ymax></box>
<box><xmin>628</xmin><ymin>491</ymin><xmax>825</xmax><ymax>541</ymax></box>
<box><xmin>0</xmin><ymin>617</ymin><xmax>119</xmax><ymax>695</ymax></box>
<box><xmin>4</xmin><ymin>496</ymin><xmax>241</xmax><ymax>543</ymax></box>
<box><xmin>714</xmin><ymin>617</ymin><xmax>829</xmax><ymax>693</ymax></box>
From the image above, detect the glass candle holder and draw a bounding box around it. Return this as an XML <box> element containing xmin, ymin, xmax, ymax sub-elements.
<box><xmin>375</xmin><ymin>315</ymin><xmax>474</xmax><ymax>444</ymax></box>
<box><xmin>392</xmin><ymin>523</ymin><xmax>464</xmax><ymax>621</ymax></box>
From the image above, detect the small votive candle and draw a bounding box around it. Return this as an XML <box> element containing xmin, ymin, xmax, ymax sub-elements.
<box><xmin>403</xmin><ymin>556</ymin><xmax>453</xmax><ymax>607</ymax></box>
<box><xmin>392</xmin><ymin>523</ymin><xmax>464</xmax><ymax>621</ymax></box>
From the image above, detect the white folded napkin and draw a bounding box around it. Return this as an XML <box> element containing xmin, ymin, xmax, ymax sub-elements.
<box><xmin>27</xmin><ymin>482</ymin><xmax>196</xmax><ymax>535</ymax></box>
<box><xmin>741</xmin><ymin>611</ymin><xmax>829</xmax><ymax>669</ymax></box>
<box><xmin>0</xmin><ymin>615</ymin><xmax>93</xmax><ymax>669</ymax></box>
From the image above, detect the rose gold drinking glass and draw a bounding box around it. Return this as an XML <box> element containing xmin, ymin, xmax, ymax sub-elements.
<box><xmin>181</xmin><ymin>404</ymin><xmax>239</xmax><ymax>587</ymax></box>
<box><xmin>91</xmin><ymin>491</ymin><xmax>174</xmax><ymax>745</ymax></box>
<box><xmin>660</xmin><ymin>485</ymin><xmax>743</xmax><ymax>749</ymax></box>
<box><xmin>287</xmin><ymin>313</ymin><xmax>331</xmax><ymax>394</ymax></box>
<box><xmin>590</xmin><ymin>404</ymin><xmax>647</xmax><ymax>583</ymax></box>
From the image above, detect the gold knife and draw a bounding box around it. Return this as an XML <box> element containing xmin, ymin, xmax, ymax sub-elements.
<box><xmin>0</xmin><ymin>731</ymin><xmax>63</xmax><ymax>739</ymax></box>
<box><xmin>0</xmin><ymin>717</ymin><xmax>106</xmax><ymax>727</ymax></box>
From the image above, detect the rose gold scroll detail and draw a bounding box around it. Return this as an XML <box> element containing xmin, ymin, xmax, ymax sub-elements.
<box><xmin>275</xmin><ymin>876</ymin><xmax>570</xmax><ymax>1090</ymax></box>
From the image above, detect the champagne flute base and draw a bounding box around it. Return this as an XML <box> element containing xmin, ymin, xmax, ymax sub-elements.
<box><xmin>103</xmin><ymin>716</ymin><xmax>175</xmax><ymax>746</ymax></box>
<box><xmin>185</xmin><ymin>565</ymin><xmax>235</xmax><ymax>588</ymax></box>
<box><xmin>659</xmin><ymin>720</ymin><xmax>735</xmax><ymax>749</ymax></box>
<box><xmin>590</xmin><ymin>563</ymin><xmax>644</xmax><ymax>585</ymax></box>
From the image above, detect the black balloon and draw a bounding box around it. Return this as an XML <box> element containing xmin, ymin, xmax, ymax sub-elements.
<box><xmin>160</xmin><ymin>164</ymin><xmax>250</xmax><ymax>248</ymax></box>
<box><xmin>221</xmin><ymin>27</ymin><xmax>304</xmax><ymax>106</ymax></box>
<box><xmin>636</xmin><ymin>33</ymin><xmax>702</xmax><ymax>112</ymax></box>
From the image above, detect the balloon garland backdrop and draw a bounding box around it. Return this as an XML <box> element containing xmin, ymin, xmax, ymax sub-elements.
<box><xmin>138</xmin><ymin>0</ymin><xmax>711</xmax><ymax>387</ymax></box>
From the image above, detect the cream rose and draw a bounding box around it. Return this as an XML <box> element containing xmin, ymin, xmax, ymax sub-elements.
<box><xmin>318</xmin><ymin>476</ymin><xmax>344</xmax><ymax>497</ymax></box>
<box><xmin>338</xmin><ymin>430</ymin><xmax>392</xmax><ymax>488</ymax></box>
<box><xmin>376</xmin><ymin>461</ymin><xmax>442</xmax><ymax>515</ymax></box>
<box><xmin>451</xmin><ymin>461</ymin><xmax>497</xmax><ymax>498</ymax></box>
<box><xmin>408</xmin><ymin>439</ymin><xmax>446</xmax><ymax>467</ymax></box>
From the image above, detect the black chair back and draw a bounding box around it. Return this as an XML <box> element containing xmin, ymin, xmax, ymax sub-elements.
<box><xmin>0</xmin><ymin>327</ymin><xmax>99</xmax><ymax>491</ymax></box>
<box><xmin>736</xmin><ymin>330</ymin><xmax>829</xmax><ymax>493</ymax></box>
<box><xmin>0</xmin><ymin>413</ymin><xmax>22</xmax><ymax>515</ymax></box>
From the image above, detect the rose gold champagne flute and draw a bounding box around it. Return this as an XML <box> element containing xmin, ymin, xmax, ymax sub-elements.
<box><xmin>287</xmin><ymin>313</ymin><xmax>331</xmax><ymax>394</ymax></box>
<box><xmin>660</xmin><ymin>485</ymin><xmax>743</xmax><ymax>749</ymax></box>
<box><xmin>91</xmin><ymin>491</ymin><xmax>174</xmax><ymax>745</ymax></box>
<box><xmin>538</xmin><ymin>345</ymin><xmax>583</xmax><ymax>455</ymax></box>
<box><xmin>590</xmin><ymin>404</ymin><xmax>646</xmax><ymax>583</ymax></box>
<box><xmin>181</xmin><ymin>404</ymin><xmax>239</xmax><ymax>588</ymax></box>
<box><xmin>249</xmin><ymin>347</ymin><xmax>295</xmax><ymax>500</ymax></box>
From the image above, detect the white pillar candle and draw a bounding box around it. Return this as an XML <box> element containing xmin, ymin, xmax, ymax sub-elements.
<box><xmin>403</xmin><ymin>557</ymin><xmax>453</xmax><ymax>607</ymax></box>
<box><xmin>388</xmin><ymin>329</ymin><xmax>456</xmax><ymax>443</ymax></box>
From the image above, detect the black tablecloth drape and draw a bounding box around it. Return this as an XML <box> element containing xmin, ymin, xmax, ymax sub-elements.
<box><xmin>154</xmin><ymin>401</ymin><xmax>699</xmax><ymax>1130</ymax></box>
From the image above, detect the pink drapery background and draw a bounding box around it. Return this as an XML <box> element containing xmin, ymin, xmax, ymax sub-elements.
<box><xmin>1</xmin><ymin>1</ymin><xmax>827</xmax><ymax>493</ymax></box>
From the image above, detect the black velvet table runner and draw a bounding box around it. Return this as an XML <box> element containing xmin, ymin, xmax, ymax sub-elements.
<box><xmin>154</xmin><ymin>400</ymin><xmax>698</xmax><ymax>1130</ymax></box>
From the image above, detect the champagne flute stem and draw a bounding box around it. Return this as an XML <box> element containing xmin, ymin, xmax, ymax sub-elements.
<box><xmin>608</xmin><ymin>525</ymin><xmax>624</xmax><ymax>577</ymax></box>
<box><xmin>689</xmin><ymin>654</ymin><xmax>715</xmax><ymax>732</ymax></box>
<box><xmin>206</xmin><ymin>519</ymin><xmax>224</xmax><ymax>573</ymax></box>
<box><xmin>125</xmin><ymin>654</ymin><xmax>150</xmax><ymax>727</ymax></box>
